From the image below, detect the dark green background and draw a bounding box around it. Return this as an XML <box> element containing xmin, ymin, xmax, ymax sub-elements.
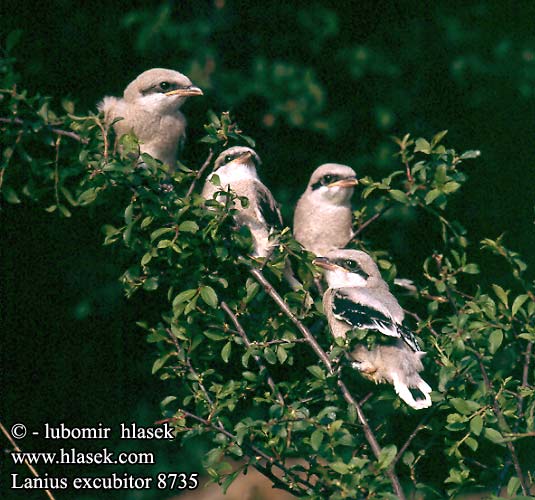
<box><xmin>1</xmin><ymin>1</ymin><xmax>534</xmax><ymax>498</ymax></box>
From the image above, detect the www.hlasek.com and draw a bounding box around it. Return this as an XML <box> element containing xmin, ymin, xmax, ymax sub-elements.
<box><xmin>7</xmin><ymin>422</ymin><xmax>199</xmax><ymax>491</ymax></box>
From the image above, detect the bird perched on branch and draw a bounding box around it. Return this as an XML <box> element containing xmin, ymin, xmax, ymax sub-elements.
<box><xmin>202</xmin><ymin>146</ymin><xmax>282</xmax><ymax>258</ymax></box>
<box><xmin>293</xmin><ymin>164</ymin><xmax>358</xmax><ymax>256</ymax></box>
<box><xmin>98</xmin><ymin>68</ymin><xmax>203</xmax><ymax>168</ymax></box>
<box><xmin>314</xmin><ymin>249</ymin><xmax>431</xmax><ymax>409</ymax></box>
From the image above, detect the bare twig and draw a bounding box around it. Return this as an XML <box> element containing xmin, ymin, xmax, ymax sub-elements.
<box><xmin>165</xmin><ymin>328</ymin><xmax>314</xmax><ymax>496</ymax></box>
<box><xmin>0</xmin><ymin>129</ymin><xmax>23</xmax><ymax>190</ymax></box>
<box><xmin>472</xmin><ymin>350</ymin><xmax>529</xmax><ymax>495</ymax></box>
<box><xmin>247</xmin><ymin>266</ymin><xmax>407</xmax><ymax>500</ymax></box>
<box><xmin>0</xmin><ymin>420</ymin><xmax>57</xmax><ymax>500</ymax></box>
<box><xmin>178</xmin><ymin>409</ymin><xmax>317</xmax><ymax>496</ymax></box>
<box><xmin>393</xmin><ymin>408</ymin><xmax>437</xmax><ymax>466</ymax></box>
<box><xmin>248</xmin><ymin>268</ymin><xmax>332</xmax><ymax>369</ymax></box>
<box><xmin>0</xmin><ymin>116</ymin><xmax>88</xmax><ymax>144</ymax></box>
<box><xmin>221</xmin><ymin>301</ymin><xmax>285</xmax><ymax>406</ymax></box>
<box><xmin>353</xmin><ymin>205</ymin><xmax>392</xmax><ymax>238</ymax></box>
<box><xmin>185</xmin><ymin>148</ymin><xmax>214</xmax><ymax>198</ymax></box>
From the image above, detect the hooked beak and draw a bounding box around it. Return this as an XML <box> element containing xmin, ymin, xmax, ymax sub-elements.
<box><xmin>313</xmin><ymin>257</ymin><xmax>340</xmax><ymax>272</ymax></box>
<box><xmin>327</xmin><ymin>177</ymin><xmax>359</xmax><ymax>189</ymax></box>
<box><xmin>165</xmin><ymin>86</ymin><xmax>204</xmax><ymax>97</ymax></box>
<box><xmin>234</xmin><ymin>151</ymin><xmax>253</xmax><ymax>164</ymax></box>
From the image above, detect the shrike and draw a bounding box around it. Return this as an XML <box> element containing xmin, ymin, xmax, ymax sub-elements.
<box><xmin>202</xmin><ymin>146</ymin><xmax>282</xmax><ymax>258</ymax></box>
<box><xmin>314</xmin><ymin>249</ymin><xmax>431</xmax><ymax>409</ymax></box>
<box><xmin>98</xmin><ymin>68</ymin><xmax>203</xmax><ymax>167</ymax></box>
<box><xmin>293</xmin><ymin>164</ymin><xmax>358</xmax><ymax>256</ymax></box>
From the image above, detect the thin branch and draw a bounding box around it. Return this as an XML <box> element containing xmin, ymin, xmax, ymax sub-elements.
<box><xmin>0</xmin><ymin>116</ymin><xmax>88</xmax><ymax>144</ymax></box>
<box><xmin>248</xmin><ymin>268</ymin><xmax>332</xmax><ymax>370</ymax></box>
<box><xmin>393</xmin><ymin>408</ymin><xmax>437</xmax><ymax>466</ymax></box>
<box><xmin>472</xmin><ymin>350</ymin><xmax>529</xmax><ymax>495</ymax></box>
<box><xmin>166</xmin><ymin>328</ymin><xmax>314</xmax><ymax>496</ymax></box>
<box><xmin>221</xmin><ymin>301</ymin><xmax>285</xmax><ymax>406</ymax></box>
<box><xmin>0</xmin><ymin>420</ymin><xmax>57</xmax><ymax>500</ymax></box>
<box><xmin>185</xmin><ymin>148</ymin><xmax>214</xmax><ymax>198</ymax></box>
<box><xmin>0</xmin><ymin>129</ymin><xmax>23</xmax><ymax>190</ymax></box>
<box><xmin>178</xmin><ymin>409</ymin><xmax>317</xmax><ymax>496</ymax></box>
<box><xmin>247</xmin><ymin>265</ymin><xmax>407</xmax><ymax>500</ymax></box>
<box><xmin>352</xmin><ymin>205</ymin><xmax>392</xmax><ymax>239</ymax></box>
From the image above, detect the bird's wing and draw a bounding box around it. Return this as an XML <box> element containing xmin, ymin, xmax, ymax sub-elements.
<box><xmin>254</xmin><ymin>182</ymin><xmax>283</xmax><ymax>230</ymax></box>
<box><xmin>332</xmin><ymin>291</ymin><xmax>421</xmax><ymax>351</ymax></box>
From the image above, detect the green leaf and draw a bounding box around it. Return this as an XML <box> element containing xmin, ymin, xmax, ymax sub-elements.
<box><xmin>489</xmin><ymin>329</ymin><xmax>504</xmax><ymax>354</ymax></box>
<box><xmin>2</xmin><ymin>186</ymin><xmax>21</xmax><ymax>204</ymax></box>
<box><xmin>140</xmin><ymin>216</ymin><xmax>154</xmax><ymax>229</ymax></box>
<box><xmin>152</xmin><ymin>353</ymin><xmax>172</xmax><ymax>374</ymax></box>
<box><xmin>450</xmin><ymin>398</ymin><xmax>480</xmax><ymax>415</ymax></box>
<box><xmin>221</xmin><ymin>470</ymin><xmax>240</xmax><ymax>494</ymax></box>
<box><xmin>200</xmin><ymin>286</ymin><xmax>218</xmax><ymax>308</ymax></box>
<box><xmin>160</xmin><ymin>396</ymin><xmax>177</xmax><ymax>408</ymax></box>
<box><xmin>378</xmin><ymin>444</ymin><xmax>397</xmax><ymax>469</ymax></box>
<box><xmin>424</xmin><ymin>188</ymin><xmax>441</xmax><ymax>205</ymax></box>
<box><xmin>307</xmin><ymin>365</ymin><xmax>325</xmax><ymax>379</ymax></box>
<box><xmin>276</xmin><ymin>345</ymin><xmax>288</xmax><ymax>364</ymax></box>
<box><xmin>179</xmin><ymin>220</ymin><xmax>199</xmax><ymax>233</ymax></box>
<box><xmin>389</xmin><ymin>189</ymin><xmax>409</xmax><ymax>203</ymax></box>
<box><xmin>150</xmin><ymin>227</ymin><xmax>174</xmax><ymax>241</ymax></box>
<box><xmin>484</xmin><ymin>428</ymin><xmax>504</xmax><ymax>445</ymax></box>
<box><xmin>507</xmin><ymin>477</ymin><xmax>521</xmax><ymax>497</ymax></box>
<box><xmin>263</xmin><ymin>347</ymin><xmax>277</xmax><ymax>364</ymax></box>
<box><xmin>462</xmin><ymin>263</ymin><xmax>480</xmax><ymax>274</ymax></box>
<box><xmin>124</xmin><ymin>203</ymin><xmax>134</xmax><ymax>225</ymax></box>
<box><xmin>172</xmin><ymin>289</ymin><xmax>198</xmax><ymax>309</ymax></box>
<box><xmin>431</xmin><ymin>130</ymin><xmax>448</xmax><ymax>146</ymax></box>
<box><xmin>470</xmin><ymin>415</ymin><xmax>483</xmax><ymax>436</ymax></box>
<box><xmin>310</xmin><ymin>429</ymin><xmax>323</xmax><ymax>451</ymax></box>
<box><xmin>442</xmin><ymin>181</ymin><xmax>461</xmax><ymax>194</ymax></box>
<box><xmin>492</xmin><ymin>284</ymin><xmax>508</xmax><ymax>307</ymax></box>
<box><xmin>512</xmin><ymin>294</ymin><xmax>528</xmax><ymax>316</ymax></box>
<box><xmin>221</xmin><ymin>341</ymin><xmax>232</xmax><ymax>363</ymax></box>
<box><xmin>464</xmin><ymin>436</ymin><xmax>478</xmax><ymax>451</ymax></box>
<box><xmin>414</xmin><ymin>138</ymin><xmax>431</xmax><ymax>154</ymax></box>
<box><xmin>460</xmin><ymin>150</ymin><xmax>481</xmax><ymax>160</ymax></box>
<box><xmin>329</xmin><ymin>462</ymin><xmax>349</xmax><ymax>474</ymax></box>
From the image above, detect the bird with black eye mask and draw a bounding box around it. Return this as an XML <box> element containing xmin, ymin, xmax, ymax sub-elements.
<box><xmin>98</xmin><ymin>68</ymin><xmax>203</xmax><ymax>169</ymax></box>
<box><xmin>313</xmin><ymin>249</ymin><xmax>432</xmax><ymax>410</ymax></box>
<box><xmin>202</xmin><ymin>146</ymin><xmax>309</xmax><ymax>300</ymax></box>
<box><xmin>202</xmin><ymin>146</ymin><xmax>281</xmax><ymax>259</ymax></box>
<box><xmin>293</xmin><ymin>163</ymin><xmax>358</xmax><ymax>256</ymax></box>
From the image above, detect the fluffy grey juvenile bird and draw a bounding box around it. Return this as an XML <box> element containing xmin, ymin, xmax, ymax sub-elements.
<box><xmin>293</xmin><ymin>164</ymin><xmax>358</xmax><ymax>256</ymax></box>
<box><xmin>350</xmin><ymin>342</ymin><xmax>432</xmax><ymax>410</ymax></box>
<box><xmin>98</xmin><ymin>68</ymin><xmax>203</xmax><ymax>167</ymax></box>
<box><xmin>314</xmin><ymin>249</ymin><xmax>431</xmax><ymax>409</ymax></box>
<box><xmin>202</xmin><ymin>146</ymin><xmax>282</xmax><ymax>258</ymax></box>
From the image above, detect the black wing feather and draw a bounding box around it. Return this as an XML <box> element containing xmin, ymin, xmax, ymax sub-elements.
<box><xmin>332</xmin><ymin>292</ymin><xmax>421</xmax><ymax>351</ymax></box>
<box><xmin>256</xmin><ymin>185</ymin><xmax>283</xmax><ymax>230</ymax></box>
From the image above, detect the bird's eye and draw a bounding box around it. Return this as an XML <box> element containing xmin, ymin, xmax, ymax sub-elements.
<box><xmin>323</xmin><ymin>175</ymin><xmax>333</xmax><ymax>184</ymax></box>
<box><xmin>159</xmin><ymin>82</ymin><xmax>171</xmax><ymax>91</ymax></box>
<box><xmin>345</xmin><ymin>260</ymin><xmax>357</xmax><ymax>270</ymax></box>
<box><xmin>224</xmin><ymin>155</ymin><xmax>233</xmax><ymax>163</ymax></box>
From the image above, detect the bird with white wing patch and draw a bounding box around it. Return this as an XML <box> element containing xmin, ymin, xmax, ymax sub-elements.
<box><xmin>314</xmin><ymin>249</ymin><xmax>432</xmax><ymax>409</ymax></box>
